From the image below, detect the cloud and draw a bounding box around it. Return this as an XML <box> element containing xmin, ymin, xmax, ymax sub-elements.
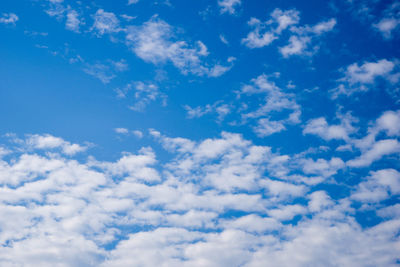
<box><xmin>65</xmin><ymin>9</ymin><xmax>81</xmax><ymax>32</ymax></box>
<box><xmin>376</xmin><ymin>110</ymin><xmax>400</xmax><ymax>136</ymax></box>
<box><xmin>83</xmin><ymin>63</ymin><xmax>116</xmax><ymax>84</ymax></box>
<box><xmin>242</xmin><ymin>9</ymin><xmax>300</xmax><ymax>48</ymax></box>
<box><xmin>279</xmin><ymin>18</ymin><xmax>336</xmax><ymax>58</ymax></box>
<box><xmin>83</xmin><ymin>60</ymin><xmax>127</xmax><ymax>84</ymax></box>
<box><xmin>331</xmin><ymin>59</ymin><xmax>400</xmax><ymax>98</ymax></box>
<box><xmin>242</xmin><ymin>9</ymin><xmax>335</xmax><ymax>57</ymax></box>
<box><xmin>25</xmin><ymin>134</ymin><xmax>87</xmax><ymax>156</ymax></box>
<box><xmin>303</xmin><ymin>113</ymin><xmax>357</xmax><ymax>141</ymax></box>
<box><xmin>115</xmin><ymin>81</ymin><xmax>166</xmax><ymax>111</ymax></box>
<box><xmin>0</xmin><ymin>13</ymin><xmax>19</xmax><ymax>25</ymax></box>
<box><xmin>373</xmin><ymin>2</ymin><xmax>400</xmax><ymax>39</ymax></box>
<box><xmin>0</xmin><ymin>132</ymin><xmax>400</xmax><ymax>265</ymax></box>
<box><xmin>126</xmin><ymin>18</ymin><xmax>232</xmax><ymax>77</ymax></box>
<box><xmin>352</xmin><ymin>169</ymin><xmax>400</xmax><ymax>203</ymax></box>
<box><xmin>218</xmin><ymin>0</ymin><xmax>241</xmax><ymax>15</ymax></box>
<box><xmin>92</xmin><ymin>9</ymin><xmax>121</xmax><ymax>36</ymax></box>
<box><xmin>239</xmin><ymin>74</ymin><xmax>301</xmax><ymax>136</ymax></box>
<box><xmin>347</xmin><ymin>139</ymin><xmax>400</xmax><ymax>167</ymax></box>
<box><xmin>184</xmin><ymin>101</ymin><xmax>231</xmax><ymax>122</ymax></box>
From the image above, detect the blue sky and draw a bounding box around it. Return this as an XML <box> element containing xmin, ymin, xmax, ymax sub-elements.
<box><xmin>1</xmin><ymin>0</ymin><xmax>400</xmax><ymax>266</ymax></box>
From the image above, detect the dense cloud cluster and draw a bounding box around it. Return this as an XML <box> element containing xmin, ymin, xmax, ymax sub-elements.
<box><xmin>1</xmin><ymin>112</ymin><xmax>400</xmax><ymax>266</ymax></box>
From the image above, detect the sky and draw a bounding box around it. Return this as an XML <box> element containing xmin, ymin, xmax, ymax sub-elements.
<box><xmin>0</xmin><ymin>0</ymin><xmax>400</xmax><ymax>266</ymax></box>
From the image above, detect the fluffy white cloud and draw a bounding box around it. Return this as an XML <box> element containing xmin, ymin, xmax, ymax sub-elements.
<box><xmin>303</xmin><ymin>113</ymin><xmax>357</xmax><ymax>141</ymax></box>
<box><xmin>126</xmin><ymin>18</ymin><xmax>232</xmax><ymax>77</ymax></box>
<box><xmin>242</xmin><ymin>9</ymin><xmax>335</xmax><ymax>57</ymax></box>
<box><xmin>242</xmin><ymin>9</ymin><xmax>300</xmax><ymax>48</ymax></box>
<box><xmin>0</xmin><ymin>13</ymin><xmax>19</xmax><ymax>25</ymax></box>
<box><xmin>92</xmin><ymin>9</ymin><xmax>120</xmax><ymax>36</ymax></box>
<box><xmin>65</xmin><ymin>9</ymin><xmax>81</xmax><ymax>32</ymax></box>
<box><xmin>279</xmin><ymin>18</ymin><xmax>336</xmax><ymax>57</ymax></box>
<box><xmin>376</xmin><ymin>110</ymin><xmax>400</xmax><ymax>136</ymax></box>
<box><xmin>218</xmin><ymin>0</ymin><xmax>241</xmax><ymax>15</ymax></box>
<box><xmin>25</xmin><ymin>134</ymin><xmax>87</xmax><ymax>155</ymax></box>
<box><xmin>0</xmin><ymin>132</ymin><xmax>399</xmax><ymax>266</ymax></box>
<box><xmin>184</xmin><ymin>101</ymin><xmax>231</xmax><ymax>122</ymax></box>
<box><xmin>332</xmin><ymin>59</ymin><xmax>400</xmax><ymax>98</ymax></box>
<box><xmin>239</xmin><ymin>74</ymin><xmax>301</xmax><ymax>136</ymax></box>
<box><xmin>374</xmin><ymin>17</ymin><xmax>400</xmax><ymax>38</ymax></box>
<box><xmin>347</xmin><ymin>139</ymin><xmax>400</xmax><ymax>167</ymax></box>
<box><xmin>373</xmin><ymin>2</ymin><xmax>400</xmax><ymax>39</ymax></box>
<box><xmin>352</xmin><ymin>169</ymin><xmax>400</xmax><ymax>203</ymax></box>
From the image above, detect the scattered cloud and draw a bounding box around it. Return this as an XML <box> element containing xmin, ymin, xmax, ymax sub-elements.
<box><xmin>242</xmin><ymin>8</ymin><xmax>335</xmax><ymax>57</ymax></box>
<box><xmin>0</xmin><ymin>13</ymin><xmax>19</xmax><ymax>25</ymax></box>
<box><xmin>218</xmin><ymin>0</ymin><xmax>241</xmax><ymax>15</ymax></box>
<box><xmin>65</xmin><ymin>9</ymin><xmax>81</xmax><ymax>32</ymax></box>
<box><xmin>242</xmin><ymin>9</ymin><xmax>300</xmax><ymax>48</ymax></box>
<box><xmin>92</xmin><ymin>9</ymin><xmax>121</xmax><ymax>36</ymax></box>
<box><xmin>126</xmin><ymin>17</ymin><xmax>233</xmax><ymax>77</ymax></box>
<box><xmin>332</xmin><ymin>59</ymin><xmax>400</xmax><ymax>98</ymax></box>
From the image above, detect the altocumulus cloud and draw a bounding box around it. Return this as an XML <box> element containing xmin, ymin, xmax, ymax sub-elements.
<box><xmin>0</xmin><ymin>129</ymin><xmax>399</xmax><ymax>266</ymax></box>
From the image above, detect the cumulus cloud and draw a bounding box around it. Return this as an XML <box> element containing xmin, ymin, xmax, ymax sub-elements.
<box><xmin>279</xmin><ymin>18</ymin><xmax>336</xmax><ymax>57</ymax></box>
<box><xmin>218</xmin><ymin>0</ymin><xmax>241</xmax><ymax>15</ymax></box>
<box><xmin>303</xmin><ymin>113</ymin><xmax>357</xmax><ymax>141</ymax></box>
<box><xmin>332</xmin><ymin>59</ymin><xmax>400</xmax><ymax>98</ymax></box>
<box><xmin>373</xmin><ymin>2</ymin><xmax>400</xmax><ymax>39</ymax></box>
<box><xmin>0</xmin><ymin>132</ymin><xmax>399</xmax><ymax>266</ymax></box>
<box><xmin>65</xmin><ymin>9</ymin><xmax>81</xmax><ymax>32</ymax></box>
<box><xmin>126</xmin><ymin>17</ymin><xmax>232</xmax><ymax>77</ymax></box>
<box><xmin>352</xmin><ymin>169</ymin><xmax>400</xmax><ymax>203</ymax></box>
<box><xmin>347</xmin><ymin>139</ymin><xmax>400</xmax><ymax>167</ymax></box>
<box><xmin>242</xmin><ymin>9</ymin><xmax>300</xmax><ymax>48</ymax></box>
<box><xmin>184</xmin><ymin>101</ymin><xmax>231</xmax><ymax>122</ymax></box>
<box><xmin>242</xmin><ymin>8</ymin><xmax>335</xmax><ymax>57</ymax></box>
<box><xmin>92</xmin><ymin>9</ymin><xmax>121</xmax><ymax>36</ymax></box>
<box><xmin>239</xmin><ymin>74</ymin><xmax>301</xmax><ymax>136</ymax></box>
<box><xmin>25</xmin><ymin>134</ymin><xmax>87</xmax><ymax>155</ymax></box>
<box><xmin>0</xmin><ymin>13</ymin><xmax>19</xmax><ymax>25</ymax></box>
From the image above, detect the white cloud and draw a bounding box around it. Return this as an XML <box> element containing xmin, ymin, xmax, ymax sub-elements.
<box><xmin>239</xmin><ymin>74</ymin><xmax>301</xmax><ymax>136</ymax></box>
<box><xmin>1</xmin><ymin>132</ymin><xmax>399</xmax><ymax>266</ymax></box>
<box><xmin>83</xmin><ymin>63</ymin><xmax>116</xmax><ymax>84</ymax></box>
<box><xmin>0</xmin><ymin>13</ymin><xmax>18</xmax><ymax>25</ymax></box>
<box><xmin>253</xmin><ymin>118</ymin><xmax>286</xmax><ymax>137</ymax></box>
<box><xmin>374</xmin><ymin>17</ymin><xmax>400</xmax><ymax>38</ymax></box>
<box><xmin>279</xmin><ymin>18</ymin><xmax>336</xmax><ymax>58</ymax></box>
<box><xmin>92</xmin><ymin>9</ymin><xmax>120</xmax><ymax>36</ymax></box>
<box><xmin>373</xmin><ymin>3</ymin><xmax>400</xmax><ymax>39</ymax></box>
<box><xmin>126</xmin><ymin>18</ymin><xmax>232</xmax><ymax>77</ymax></box>
<box><xmin>26</xmin><ymin>134</ymin><xmax>87</xmax><ymax>156</ymax></box>
<box><xmin>184</xmin><ymin>101</ymin><xmax>231</xmax><ymax>122</ymax></box>
<box><xmin>303</xmin><ymin>113</ymin><xmax>357</xmax><ymax>141</ymax></box>
<box><xmin>352</xmin><ymin>169</ymin><xmax>400</xmax><ymax>203</ymax></box>
<box><xmin>332</xmin><ymin>59</ymin><xmax>400</xmax><ymax>98</ymax></box>
<box><xmin>242</xmin><ymin>9</ymin><xmax>335</xmax><ymax>57</ymax></box>
<box><xmin>301</xmin><ymin>157</ymin><xmax>345</xmax><ymax>178</ymax></box>
<box><xmin>376</xmin><ymin>110</ymin><xmax>400</xmax><ymax>136</ymax></box>
<box><xmin>279</xmin><ymin>35</ymin><xmax>311</xmax><ymax>58</ymax></box>
<box><xmin>242</xmin><ymin>9</ymin><xmax>299</xmax><ymax>48</ymax></box>
<box><xmin>115</xmin><ymin>128</ymin><xmax>129</xmax><ymax>134</ymax></box>
<box><xmin>65</xmin><ymin>9</ymin><xmax>81</xmax><ymax>32</ymax></box>
<box><xmin>121</xmin><ymin>81</ymin><xmax>166</xmax><ymax>111</ymax></box>
<box><xmin>128</xmin><ymin>0</ymin><xmax>139</xmax><ymax>5</ymax></box>
<box><xmin>347</xmin><ymin>139</ymin><xmax>400</xmax><ymax>167</ymax></box>
<box><xmin>218</xmin><ymin>0</ymin><xmax>241</xmax><ymax>15</ymax></box>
